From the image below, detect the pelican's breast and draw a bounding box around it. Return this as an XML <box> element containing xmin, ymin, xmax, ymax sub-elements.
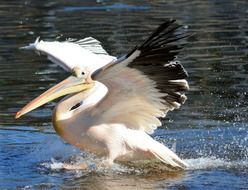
<box><xmin>52</xmin><ymin>107</ymin><xmax>107</xmax><ymax>156</ymax></box>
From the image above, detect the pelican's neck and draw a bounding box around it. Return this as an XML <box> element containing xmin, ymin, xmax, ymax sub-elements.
<box><xmin>53</xmin><ymin>81</ymin><xmax>108</xmax><ymax>122</ymax></box>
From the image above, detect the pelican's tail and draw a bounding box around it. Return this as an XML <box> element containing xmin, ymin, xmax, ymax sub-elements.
<box><xmin>124</xmin><ymin>129</ymin><xmax>187</xmax><ymax>170</ymax></box>
<box><xmin>148</xmin><ymin>139</ymin><xmax>188</xmax><ymax>170</ymax></box>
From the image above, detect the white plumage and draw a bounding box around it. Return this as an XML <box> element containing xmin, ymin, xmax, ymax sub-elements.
<box><xmin>21</xmin><ymin>37</ymin><xmax>116</xmax><ymax>73</ymax></box>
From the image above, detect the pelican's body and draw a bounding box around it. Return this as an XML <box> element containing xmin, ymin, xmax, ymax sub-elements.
<box><xmin>17</xmin><ymin>20</ymin><xmax>189</xmax><ymax>170</ymax></box>
<box><xmin>52</xmin><ymin>69</ymin><xmax>183</xmax><ymax>166</ymax></box>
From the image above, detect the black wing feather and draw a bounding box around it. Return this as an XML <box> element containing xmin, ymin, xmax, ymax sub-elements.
<box><xmin>124</xmin><ymin>20</ymin><xmax>189</xmax><ymax>109</ymax></box>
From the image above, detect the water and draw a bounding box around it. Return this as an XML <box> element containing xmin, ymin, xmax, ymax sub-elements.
<box><xmin>1</xmin><ymin>0</ymin><xmax>248</xmax><ymax>189</ymax></box>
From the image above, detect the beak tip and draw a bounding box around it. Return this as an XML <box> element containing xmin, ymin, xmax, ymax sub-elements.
<box><xmin>15</xmin><ymin>112</ymin><xmax>22</xmax><ymax>119</ymax></box>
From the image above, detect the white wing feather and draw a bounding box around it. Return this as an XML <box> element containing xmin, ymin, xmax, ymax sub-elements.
<box><xmin>92</xmin><ymin>63</ymin><xmax>167</xmax><ymax>134</ymax></box>
<box><xmin>21</xmin><ymin>37</ymin><xmax>116</xmax><ymax>73</ymax></box>
<box><xmin>66</xmin><ymin>37</ymin><xmax>109</xmax><ymax>55</ymax></box>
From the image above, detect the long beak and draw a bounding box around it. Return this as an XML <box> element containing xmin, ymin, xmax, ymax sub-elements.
<box><xmin>15</xmin><ymin>76</ymin><xmax>93</xmax><ymax>119</ymax></box>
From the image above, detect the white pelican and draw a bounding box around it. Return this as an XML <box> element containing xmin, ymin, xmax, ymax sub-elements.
<box><xmin>16</xmin><ymin>19</ymin><xmax>189</xmax><ymax>170</ymax></box>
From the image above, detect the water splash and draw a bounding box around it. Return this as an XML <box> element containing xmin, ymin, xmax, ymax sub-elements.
<box><xmin>186</xmin><ymin>157</ymin><xmax>248</xmax><ymax>171</ymax></box>
<box><xmin>39</xmin><ymin>154</ymin><xmax>248</xmax><ymax>178</ymax></box>
<box><xmin>40</xmin><ymin>155</ymin><xmax>142</xmax><ymax>177</ymax></box>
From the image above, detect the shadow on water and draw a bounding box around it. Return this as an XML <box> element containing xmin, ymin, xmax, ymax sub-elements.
<box><xmin>0</xmin><ymin>0</ymin><xmax>248</xmax><ymax>189</ymax></box>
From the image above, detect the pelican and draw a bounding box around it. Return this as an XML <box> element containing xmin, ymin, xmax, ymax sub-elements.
<box><xmin>16</xmin><ymin>19</ymin><xmax>189</xmax><ymax>170</ymax></box>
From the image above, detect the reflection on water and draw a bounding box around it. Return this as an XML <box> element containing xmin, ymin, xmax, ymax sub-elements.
<box><xmin>0</xmin><ymin>0</ymin><xmax>248</xmax><ymax>189</ymax></box>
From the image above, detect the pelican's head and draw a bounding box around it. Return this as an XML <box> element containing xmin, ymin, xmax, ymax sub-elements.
<box><xmin>15</xmin><ymin>67</ymin><xmax>94</xmax><ymax>119</ymax></box>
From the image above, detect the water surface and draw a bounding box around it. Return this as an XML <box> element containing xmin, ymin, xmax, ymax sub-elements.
<box><xmin>0</xmin><ymin>0</ymin><xmax>248</xmax><ymax>189</ymax></box>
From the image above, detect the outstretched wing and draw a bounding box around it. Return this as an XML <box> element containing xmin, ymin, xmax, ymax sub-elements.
<box><xmin>92</xmin><ymin>20</ymin><xmax>189</xmax><ymax>134</ymax></box>
<box><xmin>94</xmin><ymin>19</ymin><xmax>189</xmax><ymax>111</ymax></box>
<box><xmin>21</xmin><ymin>37</ymin><xmax>116</xmax><ymax>72</ymax></box>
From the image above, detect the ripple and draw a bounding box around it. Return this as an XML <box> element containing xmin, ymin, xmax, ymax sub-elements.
<box><xmin>62</xmin><ymin>4</ymin><xmax>150</xmax><ymax>12</ymax></box>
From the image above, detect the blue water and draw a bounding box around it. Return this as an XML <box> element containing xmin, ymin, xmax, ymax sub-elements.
<box><xmin>1</xmin><ymin>0</ymin><xmax>248</xmax><ymax>189</ymax></box>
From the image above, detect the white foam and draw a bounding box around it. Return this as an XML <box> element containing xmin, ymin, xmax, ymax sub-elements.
<box><xmin>50</xmin><ymin>162</ymin><xmax>64</xmax><ymax>170</ymax></box>
<box><xmin>40</xmin><ymin>156</ymin><xmax>144</xmax><ymax>176</ymax></box>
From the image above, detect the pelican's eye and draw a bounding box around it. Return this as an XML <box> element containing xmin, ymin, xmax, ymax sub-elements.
<box><xmin>70</xmin><ymin>102</ymin><xmax>83</xmax><ymax>111</ymax></box>
<box><xmin>72</xmin><ymin>67</ymin><xmax>86</xmax><ymax>78</ymax></box>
